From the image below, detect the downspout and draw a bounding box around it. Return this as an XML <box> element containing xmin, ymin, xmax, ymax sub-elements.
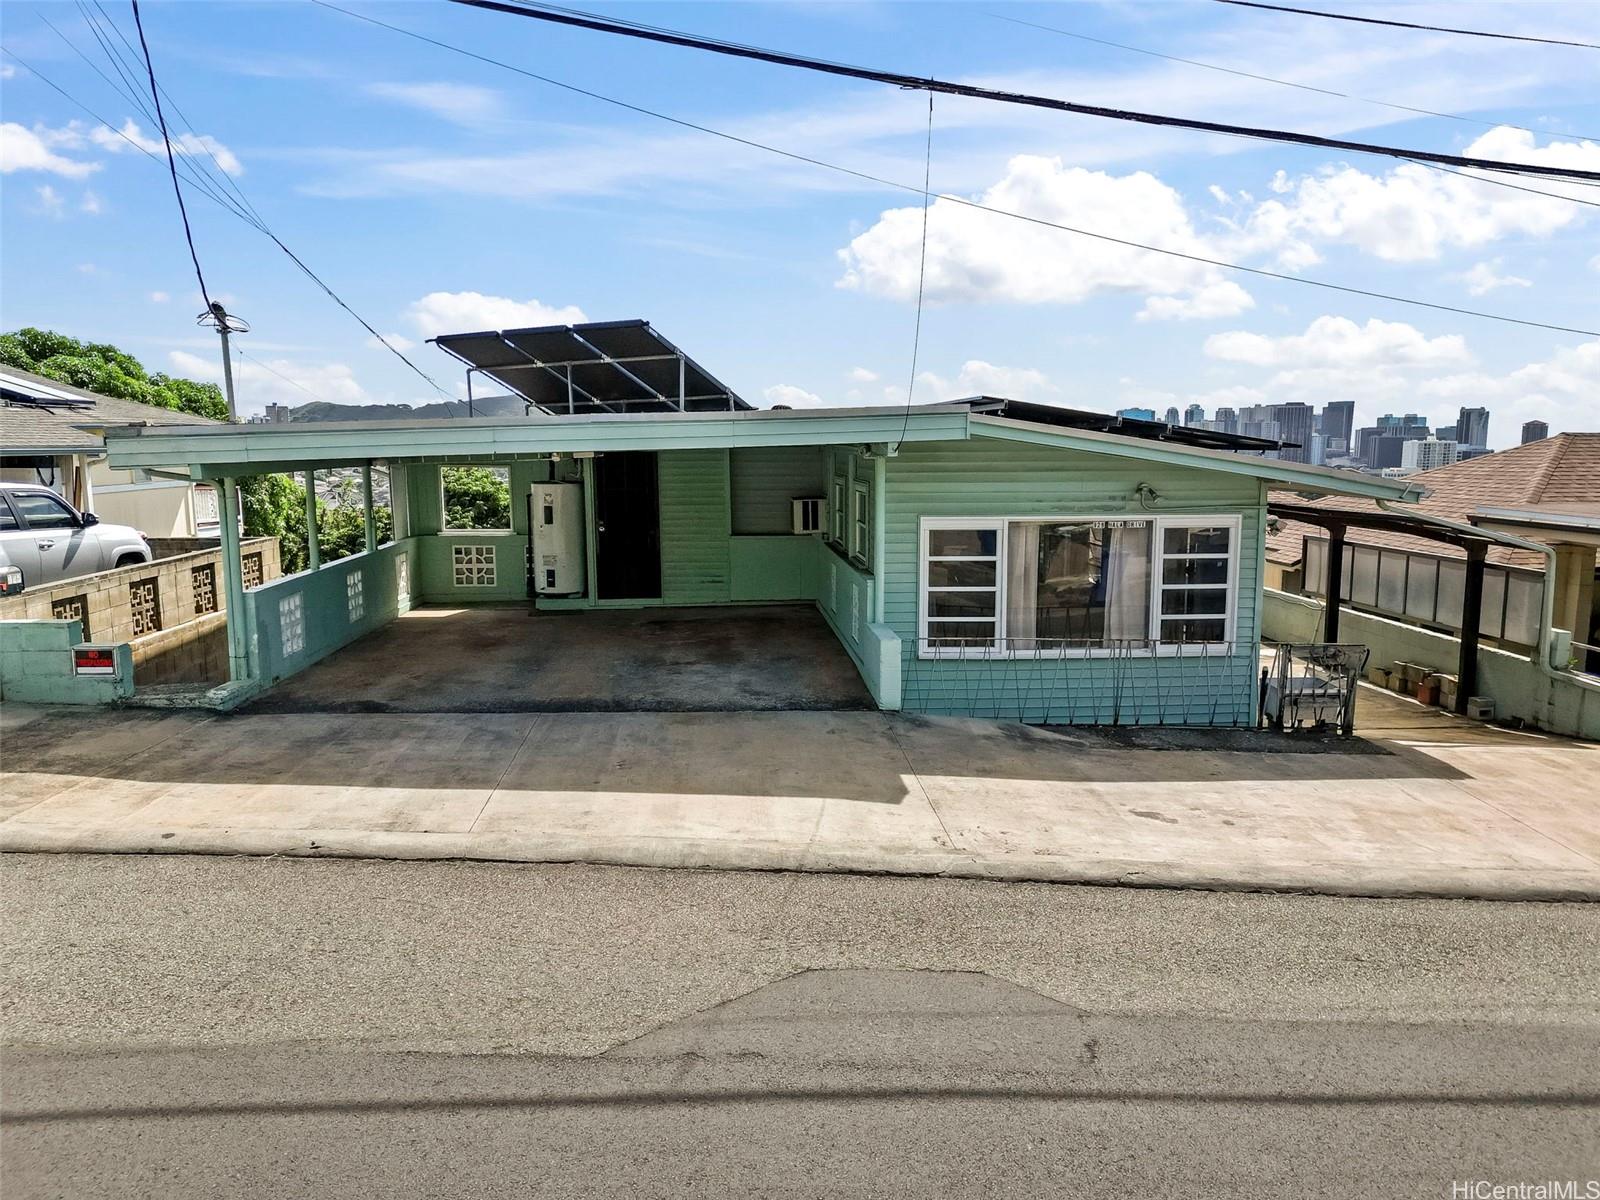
<box><xmin>872</xmin><ymin>451</ymin><xmax>887</xmax><ymax>624</ymax></box>
<box><xmin>1375</xmin><ymin>500</ymin><xmax>1565</xmax><ymax>699</ymax></box>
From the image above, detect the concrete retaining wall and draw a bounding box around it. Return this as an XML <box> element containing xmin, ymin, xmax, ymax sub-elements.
<box><xmin>131</xmin><ymin>611</ymin><xmax>228</xmax><ymax>687</ymax></box>
<box><xmin>0</xmin><ymin>619</ymin><xmax>134</xmax><ymax>703</ymax></box>
<box><xmin>1263</xmin><ymin>587</ymin><xmax>1600</xmax><ymax>740</ymax></box>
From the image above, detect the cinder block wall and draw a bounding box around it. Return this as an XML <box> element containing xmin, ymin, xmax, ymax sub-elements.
<box><xmin>0</xmin><ymin>538</ymin><xmax>280</xmax><ymax>644</ymax></box>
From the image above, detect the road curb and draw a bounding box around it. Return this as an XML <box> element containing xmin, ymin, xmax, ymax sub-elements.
<box><xmin>4</xmin><ymin>825</ymin><xmax>1597</xmax><ymax>903</ymax></box>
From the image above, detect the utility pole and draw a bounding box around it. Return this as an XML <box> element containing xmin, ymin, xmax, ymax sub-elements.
<box><xmin>197</xmin><ymin>301</ymin><xmax>249</xmax><ymax>422</ymax></box>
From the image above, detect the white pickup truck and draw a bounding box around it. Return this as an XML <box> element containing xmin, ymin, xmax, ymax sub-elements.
<box><xmin>0</xmin><ymin>484</ymin><xmax>152</xmax><ymax>594</ymax></box>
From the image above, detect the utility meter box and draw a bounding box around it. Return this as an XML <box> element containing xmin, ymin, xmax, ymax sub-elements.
<box><xmin>531</xmin><ymin>482</ymin><xmax>585</xmax><ymax>596</ymax></box>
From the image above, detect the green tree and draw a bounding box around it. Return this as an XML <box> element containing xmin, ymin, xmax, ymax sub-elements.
<box><xmin>5</xmin><ymin>326</ymin><xmax>276</xmax><ymax>536</ymax></box>
<box><xmin>237</xmin><ymin>474</ymin><xmax>308</xmax><ymax>573</ymax></box>
<box><xmin>2</xmin><ymin>326</ymin><xmax>228</xmax><ymax>420</ymax></box>
<box><xmin>442</xmin><ymin>466</ymin><xmax>511</xmax><ymax>529</ymax></box>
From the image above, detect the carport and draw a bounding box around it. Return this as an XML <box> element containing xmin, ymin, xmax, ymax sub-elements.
<box><xmin>97</xmin><ymin>321</ymin><xmax>959</xmax><ymax>714</ymax></box>
<box><xmin>242</xmin><ymin>603</ymin><xmax>873</xmax><ymax>714</ymax></box>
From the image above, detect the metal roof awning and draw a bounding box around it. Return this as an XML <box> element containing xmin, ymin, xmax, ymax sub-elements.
<box><xmin>431</xmin><ymin>320</ymin><xmax>750</xmax><ymax>415</ymax></box>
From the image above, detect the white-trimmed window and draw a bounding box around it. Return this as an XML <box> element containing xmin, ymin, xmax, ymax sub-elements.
<box><xmin>918</xmin><ymin>515</ymin><xmax>1238</xmax><ymax>657</ymax></box>
<box><xmin>1155</xmin><ymin>521</ymin><xmax>1235</xmax><ymax>646</ymax></box>
<box><xmin>849</xmin><ymin>479</ymin><xmax>872</xmax><ymax>568</ymax></box>
<box><xmin>922</xmin><ymin>522</ymin><xmax>1001</xmax><ymax>648</ymax></box>
<box><xmin>828</xmin><ymin>475</ymin><xmax>847</xmax><ymax>548</ymax></box>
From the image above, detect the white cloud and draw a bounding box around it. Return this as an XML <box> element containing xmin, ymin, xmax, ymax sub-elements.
<box><xmin>1138</xmin><ymin>280</ymin><xmax>1255</xmax><ymax>322</ymax></box>
<box><xmin>838</xmin><ymin>156</ymin><xmax>1251</xmax><ymax>319</ymax></box>
<box><xmin>763</xmin><ymin>384</ymin><xmax>825</xmax><ymax>408</ymax></box>
<box><xmin>0</xmin><ymin>63</ymin><xmax>15</xmax><ymax>80</ymax></box>
<box><xmin>1460</xmin><ymin>260</ymin><xmax>1532</xmax><ymax>296</ymax></box>
<box><xmin>89</xmin><ymin>119</ymin><xmax>242</xmax><ymax>176</ymax></box>
<box><xmin>1</xmin><ymin>123</ymin><xmax>100</xmax><ymax>178</ymax></box>
<box><xmin>1235</xmin><ymin>127</ymin><xmax>1598</xmax><ymax>265</ymax></box>
<box><xmin>366</xmin><ymin>82</ymin><xmax>503</xmax><ymax>124</ymax></box>
<box><xmin>169</xmin><ymin>349</ymin><xmax>370</xmax><ymax>412</ymax></box>
<box><xmin>915</xmin><ymin>359</ymin><xmax>1055</xmax><ymax>403</ymax></box>
<box><xmin>367</xmin><ymin>333</ymin><xmax>416</xmax><ymax>352</ymax></box>
<box><xmin>405</xmin><ymin>291</ymin><xmax>588</xmax><ymax>337</ymax></box>
<box><xmin>149</xmin><ymin>291</ymin><xmax>170</xmax><ymax>303</ymax></box>
<box><xmin>1416</xmin><ymin>340</ymin><xmax>1600</xmax><ymax>439</ymax></box>
<box><xmin>35</xmin><ymin>185</ymin><xmax>68</xmax><ymax>217</ymax></box>
<box><xmin>1204</xmin><ymin>316</ymin><xmax>1471</xmax><ymax>370</ymax></box>
<box><xmin>79</xmin><ymin>190</ymin><xmax>103</xmax><ymax>215</ymax></box>
<box><xmin>848</xmin><ymin>366</ymin><xmax>879</xmax><ymax>383</ymax></box>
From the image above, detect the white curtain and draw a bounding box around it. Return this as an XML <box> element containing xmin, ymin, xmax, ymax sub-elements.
<box><xmin>1102</xmin><ymin>523</ymin><xmax>1151</xmax><ymax>645</ymax></box>
<box><xmin>1005</xmin><ymin>523</ymin><xmax>1040</xmax><ymax>648</ymax></box>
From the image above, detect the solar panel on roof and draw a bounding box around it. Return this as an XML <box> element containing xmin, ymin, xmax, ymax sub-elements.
<box><xmin>430</xmin><ymin>320</ymin><xmax>748</xmax><ymax>415</ymax></box>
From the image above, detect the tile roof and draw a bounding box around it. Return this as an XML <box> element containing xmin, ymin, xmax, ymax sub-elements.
<box><xmin>1265</xmin><ymin>434</ymin><xmax>1600</xmax><ymax>573</ymax></box>
<box><xmin>1</xmin><ymin>365</ymin><xmax>217</xmax><ymax>453</ymax></box>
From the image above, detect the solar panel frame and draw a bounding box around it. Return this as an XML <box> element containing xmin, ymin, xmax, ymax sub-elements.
<box><xmin>430</xmin><ymin>320</ymin><xmax>748</xmax><ymax>414</ymax></box>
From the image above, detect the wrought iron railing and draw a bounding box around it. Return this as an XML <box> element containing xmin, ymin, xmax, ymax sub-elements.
<box><xmin>901</xmin><ymin>637</ymin><xmax>1247</xmax><ymax>726</ymax></box>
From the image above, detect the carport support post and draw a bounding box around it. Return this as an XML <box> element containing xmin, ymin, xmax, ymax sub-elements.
<box><xmin>362</xmin><ymin>464</ymin><xmax>377</xmax><ymax>553</ymax></box>
<box><xmin>217</xmin><ymin>476</ymin><xmax>251</xmax><ymax>682</ymax></box>
<box><xmin>1457</xmin><ymin>541</ymin><xmax>1488</xmax><ymax>715</ymax></box>
<box><xmin>1323</xmin><ymin>522</ymin><xmax>1346</xmax><ymax>642</ymax></box>
<box><xmin>303</xmin><ymin>470</ymin><xmax>320</xmax><ymax>572</ymax></box>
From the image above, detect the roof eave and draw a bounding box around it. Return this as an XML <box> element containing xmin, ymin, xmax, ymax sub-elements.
<box><xmin>970</xmin><ymin>414</ymin><xmax>1421</xmax><ymax>503</ymax></box>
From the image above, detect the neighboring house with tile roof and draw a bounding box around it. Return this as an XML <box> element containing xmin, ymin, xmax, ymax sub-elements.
<box><xmin>1266</xmin><ymin>434</ymin><xmax>1600</xmax><ymax>658</ymax></box>
<box><xmin>1</xmin><ymin>365</ymin><xmax>223</xmax><ymax>539</ymax></box>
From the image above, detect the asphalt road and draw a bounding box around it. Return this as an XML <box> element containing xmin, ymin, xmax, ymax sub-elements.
<box><xmin>4</xmin><ymin>854</ymin><xmax>1599</xmax><ymax>1198</ymax></box>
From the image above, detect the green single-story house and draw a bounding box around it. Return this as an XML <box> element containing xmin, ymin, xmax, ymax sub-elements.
<box><xmin>99</xmin><ymin>321</ymin><xmax>1420</xmax><ymax>724</ymax></box>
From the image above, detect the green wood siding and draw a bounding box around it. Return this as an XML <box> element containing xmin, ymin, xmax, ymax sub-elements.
<box><xmin>883</xmin><ymin>440</ymin><xmax>1265</xmax><ymax>725</ymax></box>
<box><xmin>659</xmin><ymin>449</ymin><xmax>731</xmax><ymax>605</ymax></box>
<box><xmin>730</xmin><ymin>446</ymin><xmax>823</xmax><ymax>535</ymax></box>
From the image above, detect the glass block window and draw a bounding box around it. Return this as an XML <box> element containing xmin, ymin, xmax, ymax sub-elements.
<box><xmin>191</xmin><ymin>564</ymin><xmax>218</xmax><ymax>615</ymax></box>
<box><xmin>396</xmin><ymin>553</ymin><xmax>409</xmax><ymax>605</ymax></box>
<box><xmin>452</xmin><ymin>544</ymin><xmax>496</xmax><ymax>588</ymax></box>
<box><xmin>279</xmin><ymin>593</ymin><xmax>305</xmax><ymax>657</ymax></box>
<box><xmin>51</xmin><ymin>593</ymin><xmax>90</xmax><ymax>641</ymax></box>
<box><xmin>242</xmin><ymin>552</ymin><xmax>264</xmax><ymax>590</ymax></box>
<box><xmin>346</xmin><ymin>569</ymin><xmax>365</xmax><ymax>623</ymax></box>
<box><xmin>130</xmin><ymin>577</ymin><xmax>161</xmax><ymax>636</ymax></box>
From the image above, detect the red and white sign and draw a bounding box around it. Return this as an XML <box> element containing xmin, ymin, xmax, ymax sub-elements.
<box><xmin>73</xmin><ymin>647</ymin><xmax>118</xmax><ymax>676</ymax></box>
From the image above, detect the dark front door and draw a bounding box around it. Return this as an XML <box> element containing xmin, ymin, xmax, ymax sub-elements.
<box><xmin>594</xmin><ymin>451</ymin><xmax>662</xmax><ymax>600</ymax></box>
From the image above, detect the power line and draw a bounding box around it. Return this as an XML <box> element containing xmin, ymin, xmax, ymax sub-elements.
<box><xmin>443</xmin><ymin>0</ymin><xmax>1600</xmax><ymax>183</ymax></box>
<box><xmin>38</xmin><ymin>9</ymin><xmax>256</xmax><ymax>225</ymax></box>
<box><xmin>234</xmin><ymin>347</ymin><xmax>326</xmax><ymax>403</ymax></box>
<box><xmin>995</xmin><ymin>13</ymin><xmax>1597</xmax><ymax>143</ymax></box>
<box><xmin>1213</xmin><ymin>0</ymin><xmax>1600</xmax><ymax>51</ymax></box>
<box><xmin>994</xmin><ymin>13</ymin><xmax>1600</xmax><ymax>211</ymax></box>
<box><xmin>87</xmin><ymin>0</ymin><xmax>271</xmax><ymax>228</ymax></box>
<box><xmin>896</xmin><ymin>90</ymin><xmax>935</xmax><ymax>455</ymax></box>
<box><xmin>3</xmin><ymin>43</ymin><xmax>454</xmax><ymax>403</ymax></box>
<box><xmin>1403</xmin><ymin>158</ymin><xmax>1600</xmax><ymax>211</ymax></box>
<box><xmin>129</xmin><ymin>0</ymin><xmax>213</xmax><ymax>311</ymax></box>
<box><xmin>311</xmin><ymin>3</ymin><xmax>1599</xmax><ymax>339</ymax></box>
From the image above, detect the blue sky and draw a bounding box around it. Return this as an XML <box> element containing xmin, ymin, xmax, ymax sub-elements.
<box><xmin>2</xmin><ymin>0</ymin><xmax>1597</xmax><ymax>447</ymax></box>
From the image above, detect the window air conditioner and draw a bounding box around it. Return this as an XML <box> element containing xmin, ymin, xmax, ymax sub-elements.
<box><xmin>792</xmin><ymin>497</ymin><xmax>824</xmax><ymax>535</ymax></box>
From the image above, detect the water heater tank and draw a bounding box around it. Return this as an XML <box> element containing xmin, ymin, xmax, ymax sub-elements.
<box><xmin>531</xmin><ymin>481</ymin><xmax>585</xmax><ymax>596</ymax></box>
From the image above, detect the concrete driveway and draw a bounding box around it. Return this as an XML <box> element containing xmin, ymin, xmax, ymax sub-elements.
<box><xmin>3</xmin><ymin>684</ymin><xmax>1596</xmax><ymax>899</ymax></box>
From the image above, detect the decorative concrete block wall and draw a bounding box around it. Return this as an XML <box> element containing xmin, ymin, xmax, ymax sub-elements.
<box><xmin>246</xmin><ymin>539</ymin><xmax>418</xmax><ymax>686</ymax></box>
<box><xmin>0</xmin><ymin>538</ymin><xmax>280</xmax><ymax>645</ymax></box>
